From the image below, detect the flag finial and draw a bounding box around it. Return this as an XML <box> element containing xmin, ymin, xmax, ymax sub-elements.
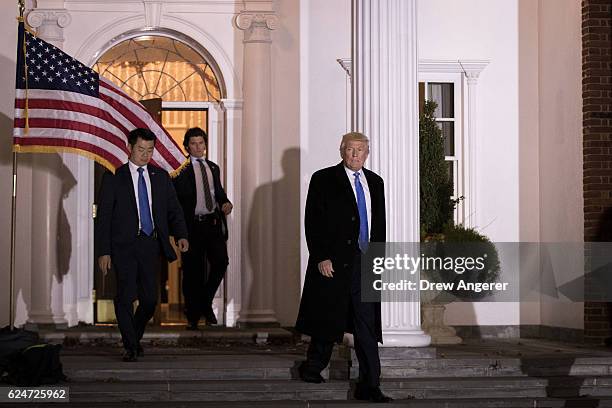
<box><xmin>17</xmin><ymin>0</ymin><xmax>24</xmax><ymax>21</ymax></box>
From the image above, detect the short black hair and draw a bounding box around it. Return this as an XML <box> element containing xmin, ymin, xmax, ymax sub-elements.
<box><xmin>128</xmin><ymin>128</ymin><xmax>156</xmax><ymax>146</ymax></box>
<box><xmin>183</xmin><ymin>127</ymin><xmax>208</xmax><ymax>150</ymax></box>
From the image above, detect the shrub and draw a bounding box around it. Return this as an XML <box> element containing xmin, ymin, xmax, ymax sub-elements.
<box><xmin>420</xmin><ymin>100</ymin><xmax>454</xmax><ymax>235</ymax></box>
<box><xmin>422</xmin><ymin>224</ymin><xmax>501</xmax><ymax>301</ymax></box>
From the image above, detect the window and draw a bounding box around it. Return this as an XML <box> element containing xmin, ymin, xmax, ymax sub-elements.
<box><xmin>93</xmin><ymin>36</ymin><xmax>221</xmax><ymax>102</ymax></box>
<box><xmin>419</xmin><ymin>73</ymin><xmax>463</xmax><ymax>223</ymax></box>
<box><xmin>93</xmin><ymin>35</ymin><xmax>223</xmax><ymax>152</ymax></box>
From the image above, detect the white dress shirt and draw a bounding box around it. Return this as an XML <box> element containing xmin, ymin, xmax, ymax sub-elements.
<box><xmin>191</xmin><ymin>156</ymin><xmax>217</xmax><ymax>215</ymax></box>
<box><xmin>128</xmin><ymin>160</ymin><xmax>154</xmax><ymax>230</ymax></box>
<box><xmin>344</xmin><ymin>165</ymin><xmax>372</xmax><ymax>238</ymax></box>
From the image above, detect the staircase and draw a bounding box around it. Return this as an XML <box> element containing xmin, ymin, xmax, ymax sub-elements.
<box><xmin>30</xmin><ymin>330</ymin><xmax>612</xmax><ymax>406</ymax></box>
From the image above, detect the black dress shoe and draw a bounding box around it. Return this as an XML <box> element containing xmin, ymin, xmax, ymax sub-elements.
<box><xmin>122</xmin><ymin>349</ymin><xmax>138</xmax><ymax>362</ymax></box>
<box><xmin>204</xmin><ymin>309</ymin><xmax>218</xmax><ymax>325</ymax></box>
<box><xmin>298</xmin><ymin>366</ymin><xmax>325</xmax><ymax>384</ymax></box>
<box><xmin>186</xmin><ymin>322</ymin><xmax>199</xmax><ymax>330</ymax></box>
<box><xmin>136</xmin><ymin>344</ymin><xmax>144</xmax><ymax>357</ymax></box>
<box><xmin>355</xmin><ymin>385</ymin><xmax>393</xmax><ymax>403</ymax></box>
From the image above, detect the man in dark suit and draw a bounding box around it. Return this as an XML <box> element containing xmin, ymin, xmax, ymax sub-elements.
<box><xmin>296</xmin><ymin>132</ymin><xmax>391</xmax><ymax>403</ymax></box>
<box><xmin>96</xmin><ymin>128</ymin><xmax>189</xmax><ymax>362</ymax></box>
<box><xmin>173</xmin><ymin>127</ymin><xmax>233</xmax><ymax>329</ymax></box>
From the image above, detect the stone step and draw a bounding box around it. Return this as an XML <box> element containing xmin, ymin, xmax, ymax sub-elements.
<box><xmin>352</xmin><ymin>350</ymin><xmax>612</xmax><ymax>378</ymax></box>
<box><xmin>374</xmin><ymin>356</ymin><xmax>612</xmax><ymax>378</ymax></box>
<box><xmin>64</xmin><ymin>377</ymin><xmax>612</xmax><ymax>403</ymax></box>
<box><xmin>62</xmin><ymin>353</ymin><xmax>343</xmax><ymax>381</ymax></box>
<box><xmin>61</xmin><ymin>352</ymin><xmax>612</xmax><ymax>382</ymax></box>
<box><xmin>17</xmin><ymin>398</ymin><xmax>612</xmax><ymax>408</ymax></box>
<box><xmin>41</xmin><ymin>327</ymin><xmax>295</xmax><ymax>346</ymax></box>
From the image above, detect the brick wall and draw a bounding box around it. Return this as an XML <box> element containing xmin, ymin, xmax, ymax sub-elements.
<box><xmin>583</xmin><ymin>0</ymin><xmax>612</xmax><ymax>344</ymax></box>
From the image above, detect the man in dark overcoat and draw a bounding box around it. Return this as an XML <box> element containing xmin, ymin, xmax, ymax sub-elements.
<box><xmin>295</xmin><ymin>131</ymin><xmax>391</xmax><ymax>403</ymax></box>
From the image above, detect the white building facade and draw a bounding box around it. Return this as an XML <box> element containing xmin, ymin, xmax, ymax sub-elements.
<box><xmin>0</xmin><ymin>0</ymin><xmax>584</xmax><ymax>342</ymax></box>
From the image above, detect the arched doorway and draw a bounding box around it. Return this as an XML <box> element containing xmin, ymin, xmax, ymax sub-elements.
<box><xmin>91</xmin><ymin>32</ymin><xmax>227</xmax><ymax>326</ymax></box>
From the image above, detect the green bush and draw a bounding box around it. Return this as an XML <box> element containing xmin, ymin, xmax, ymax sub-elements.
<box><xmin>422</xmin><ymin>225</ymin><xmax>501</xmax><ymax>301</ymax></box>
<box><xmin>419</xmin><ymin>100</ymin><xmax>454</xmax><ymax>235</ymax></box>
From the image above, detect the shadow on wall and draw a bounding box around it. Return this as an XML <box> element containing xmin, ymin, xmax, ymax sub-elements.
<box><xmin>57</xmin><ymin>157</ymin><xmax>77</xmax><ymax>282</ymax></box>
<box><xmin>38</xmin><ymin>154</ymin><xmax>77</xmax><ymax>284</ymax></box>
<box><xmin>246</xmin><ymin>148</ymin><xmax>301</xmax><ymax>325</ymax></box>
<box><xmin>272</xmin><ymin>148</ymin><xmax>301</xmax><ymax>324</ymax></box>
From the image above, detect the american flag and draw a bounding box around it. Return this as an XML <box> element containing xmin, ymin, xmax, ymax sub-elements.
<box><xmin>13</xmin><ymin>21</ymin><xmax>187</xmax><ymax>174</ymax></box>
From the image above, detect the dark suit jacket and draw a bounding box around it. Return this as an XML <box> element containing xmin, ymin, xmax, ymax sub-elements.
<box><xmin>296</xmin><ymin>162</ymin><xmax>386</xmax><ymax>343</ymax></box>
<box><xmin>95</xmin><ymin>163</ymin><xmax>188</xmax><ymax>261</ymax></box>
<box><xmin>172</xmin><ymin>159</ymin><xmax>231</xmax><ymax>241</ymax></box>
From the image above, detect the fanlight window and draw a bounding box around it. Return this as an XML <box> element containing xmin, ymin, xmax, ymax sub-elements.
<box><xmin>93</xmin><ymin>36</ymin><xmax>221</xmax><ymax>102</ymax></box>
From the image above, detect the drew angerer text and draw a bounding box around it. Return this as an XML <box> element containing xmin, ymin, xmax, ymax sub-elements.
<box><xmin>369</xmin><ymin>255</ymin><xmax>508</xmax><ymax>293</ymax></box>
<box><xmin>372</xmin><ymin>279</ymin><xmax>508</xmax><ymax>293</ymax></box>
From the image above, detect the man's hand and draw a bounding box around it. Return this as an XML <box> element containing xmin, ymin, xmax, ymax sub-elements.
<box><xmin>221</xmin><ymin>202</ymin><xmax>233</xmax><ymax>216</ymax></box>
<box><xmin>98</xmin><ymin>255</ymin><xmax>112</xmax><ymax>276</ymax></box>
<box><xmin>318</xmin><ymin>259</ymin><xmax>334</xmax><ymax>278</ymax></box>
<box><xmin>177</xmin><ymin>238</ymin><xmax>189</xmax><ymax>252</ymax></box>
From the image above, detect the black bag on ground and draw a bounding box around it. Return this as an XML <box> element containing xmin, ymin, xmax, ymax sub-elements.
<box><xmin>4</xmin><ymin>344</ymin><xmax>67</xmax><ymax>386</ymax></box>
<box><xmin>0</xmin><ymin>326</ymin><xmax>39</xmax><ymax>373</ymax></box>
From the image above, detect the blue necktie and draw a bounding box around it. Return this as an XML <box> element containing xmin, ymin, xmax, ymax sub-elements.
<box><xmin>137</xmin><ymin>167</ymin><xmax>154</xmax><ymax>236</ymax></box>
<box><xmin>354</xmin><ymin>172</ymin><xmax>369</xmax><ymax>253</ymax></box>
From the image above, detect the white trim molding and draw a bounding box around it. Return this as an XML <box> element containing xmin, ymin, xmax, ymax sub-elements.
<box><xmin>337</xmin><ymin>58</ymin><xmax>352</xmax><ymax>77</ymax></box>
<box><xmin>339</xmin><ymin>59</ymin><xmax>489</xmax><ymax>77</ymax></box>
<box><xmin>337</xmin><ymin>58</ymin><xmax>352</xmax><ymax>132</ymax></box>
<box><xmin>144</xmin><ymin>1</ymin><xmax>163</xmax><ymax>28</ymax></box>
<box><xmin>418</xmin><ymin>59</ymin><xmax>489</xmax><ymax>74</ymax></box>
<box><xmin>27</xmin><ymin>9</ymin><xmax>72</xmax><ymax>48</ymax></box>
<box><xmin>235</xmin><ymin>11</ymin><xmax>278</xmax><ymax>43</ymax></box>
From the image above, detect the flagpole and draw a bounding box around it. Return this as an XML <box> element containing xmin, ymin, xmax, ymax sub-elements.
<box><xmin>9</xmin><ymin>152</ymin><xmax>18</xmax><ymax>331</ymax></box>
<box><xmin>10</xmin><ymin>0</ymin><xmax>26</xmax><ymax>331</ymax></box>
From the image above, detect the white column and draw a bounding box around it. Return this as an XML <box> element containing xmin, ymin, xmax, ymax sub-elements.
<box><xmin>221</xmin><ymin>99</ymin><xmax>243</xmax><ymax>327</ymax></box>
<box><xmin>207</xmin><ymin>102</ymin><xmax>226</xmax><ymax>324</ymax></box>
<box><xmin>75</xmin><ymin>155</ymin><xmax>95</xmax><ymax>324</ymax></box>
<box><xmin>352</xmin><ymin>0</ymin><xmax>430</xmax><ymax>347</ymax></box>
<box><xmin>24</xmin><ymin>8</ymin><xmax>72</xmax><ymax>329</ymax></box>
<box><xmin>235</xmin><ymin>11</ymin><xmax>279</xmax><ymax>325</ymax></box>
<box><xmin>207</xmin><ymin>103</ymin><xmax>223</xmax><ymax>169</ymax></box>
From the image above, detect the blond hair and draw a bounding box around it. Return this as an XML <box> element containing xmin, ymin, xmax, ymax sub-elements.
<box><xmin>340</xmin><ymin>131</ymin><xmax>369</xmax><ymax>150</ymax></box>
